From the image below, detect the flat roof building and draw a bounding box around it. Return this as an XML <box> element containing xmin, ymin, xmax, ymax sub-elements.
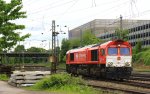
<box><xmin>69</xmin><ymin>19</ymin><xmax>150</xmax><ymax>47</ymax></box>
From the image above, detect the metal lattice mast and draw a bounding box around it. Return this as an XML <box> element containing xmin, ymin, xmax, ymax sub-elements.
<box><xmin>51</xmin><ymin>20</ymin><xmax>56</xmax><ymax>73</ymax></box>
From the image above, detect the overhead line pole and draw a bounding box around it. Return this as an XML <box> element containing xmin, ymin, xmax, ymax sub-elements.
<box><xmin>120</xmin><ymin>15</ymin><xmax>123</xmax><ymax>39</ymax></box>
<box><xmin>51</xmin><ymin>20</ymin><xmax>56</xmax><ymax>74</ymax></box>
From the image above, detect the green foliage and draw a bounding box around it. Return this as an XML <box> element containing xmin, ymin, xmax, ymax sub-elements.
<box><xmin>33</xmin><ymin>73</ymin><xmax>83</xmax><ymax>89</ymax></box>
<box><xmin>0</xmin><ymin>0</ymin><xmax>30</xmax><ymax>51</ymax></box>
<box><xmin>134</xmin><ymin>40</ymin><xmax>142</xmax><ymax>54</ymax></box>
<box><xmin>81</xmin><ymin>29</ymin><xmax>101</xmax><ymax>46</ymax></box>
<box><xmin>133</xmin><ymin>48</ymin><xmax>150</xmax><ymax>65</ymax></box>
<box><xmin>60</xmin><ymin>39</ymin><xmax>70</xmax><ymax>62</ymax></box>
<box><xmin>115</xmin><ymin>28</ymin><xmax>129</xmax><ymax>41</ymax></box>
<box><xmin>0</xmin><ymin>74</ymin><xmax>9</xmax><ymax>81</ymax></box>
<box><xmin>69</xmin><ymin>38</ymin><xmax>80</xmax><ymax>48</ymax></box>
<box><xmin>26</xmin><ymin>47</ymin><xmax>46</xmax><ymax>52</ymax></box>
<box><xmin>30</xmin><ymin>73</ymin><xmax>98</xmax><ymax>94</ymax></box>
<box><xmin>14</xmin><ymin>45</ymin><xmax>25</xmax><ymax>52</ymax></box>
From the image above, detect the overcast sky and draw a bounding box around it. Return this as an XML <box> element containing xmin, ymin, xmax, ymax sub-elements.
<box><xmin>10</xmin><ymin>0</ymin><xmax>150</xmax><ymax>49</ymax></box>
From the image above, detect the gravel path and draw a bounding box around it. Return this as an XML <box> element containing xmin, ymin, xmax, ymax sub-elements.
<box><xmin>0</xmin><ymin>81</ymin><xmax>60</xmax><ymax>94</ymax></box>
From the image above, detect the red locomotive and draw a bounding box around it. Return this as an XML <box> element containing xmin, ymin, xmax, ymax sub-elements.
<box><xmin>66</xmin><ymin>39</ymin><xmax>132</xmax><ymax>79</ymax></box>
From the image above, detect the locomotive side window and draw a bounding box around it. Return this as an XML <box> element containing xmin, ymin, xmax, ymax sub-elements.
<box><xmin>91</xmin><ymin>50</ymin><xmax>98</xmax><ymax>61</ymax></box>
<box><xmin>108</xmin><ymin>47</ymin><xmax>118</xmax><ymax>55</ymax></box>
<box><xmin>120</xmin><ymin>48</ymin><xmax>130</xmax><ymax>55</ymax></box>
<box><xmin>70</xmin><ymin>53</ymin><xmax>74</xmax><ymax>61</ymax></box>
<box><xmin>101</xmin><ymin>49</ymin><xmax>105</xmax><ymax>56</ymax></box>
<box><xmin>66</xmin><ymin>54</ymin><xmax>68</xmax><ymax>61</ymax></box>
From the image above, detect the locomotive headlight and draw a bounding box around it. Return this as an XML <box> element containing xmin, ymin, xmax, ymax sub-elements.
<box><xmin>125</xmin><ymin>62</ymin><xmax>131</xmax><ymax>67</ymax></box>
<box><xmin>107</xmin><ymin>62</ymin><xmax>113</xmax><ymax>67</ymax></box>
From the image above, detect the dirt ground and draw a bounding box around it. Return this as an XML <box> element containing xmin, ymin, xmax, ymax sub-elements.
<box><xmin>0</xmin><ymin>81</ymin><xmax>59</xmax><ymax>94</ymax></box>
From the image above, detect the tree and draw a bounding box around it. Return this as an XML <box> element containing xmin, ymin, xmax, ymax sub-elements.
<box><xmin>0</xmin><ymin>0</ymin><xmax>30</xmax><ymax>51</ymax></box>
<box><xmin>115</xmin><ymin>28</ymin><xmax>129</xmax><ymax>41</ymax></box>
<box><xmin>14</xmin><ymin>45</ymin><xmax>25</xmax><ymax>52</ymax></box>
<box><xmin>26</xmin><ymin>47</ymin><xmax>47</xmax><ymax>63</ymax></box>
<box><xmin>14</xmin><ymin>45</ymin><xmax>25</xmax><ymax>64</ymax></box>
<box><xmin>135</xmin><ymin>40</ymin><xmax>142</xmax><ymax>54</ymax></box>
<box><xmin>60</xmin><ymin>39</ymin><xmax>70</xmax><ymax>62</ymax></box>
<box><xmin>69</xmin><ymin>38</ymin><xmax>80</xmax><ymax>48</ymax></box>
<box><xmin>81</xmin><ymin>29</ymin><xmax>101</xmax><ymax>46</ymax></box>
<box><xmin>26</xmin><ymin>47</ymin><xmax>46</xmax><ymax>52</ymax></box>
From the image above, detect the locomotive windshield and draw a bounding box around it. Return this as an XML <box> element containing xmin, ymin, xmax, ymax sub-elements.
<box><xmin>108</xmin><ymin>47</ymin><xmax>118</xmax><ymax>55</ymax></box>
<box><xmin>120</xmin><ymin>48</ymin><xmax>130</xmax><ymax>55</ymax></box>
<box><xmin>108</xmin><ymin>47</ymin><xmax>130</xmax><ymax>55</ymax></box>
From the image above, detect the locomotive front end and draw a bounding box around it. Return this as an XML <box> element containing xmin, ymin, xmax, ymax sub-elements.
<box><xmin>105</xmin><ymin>41</ymin><xmax>132</xmax><ymax>79</ymax></box>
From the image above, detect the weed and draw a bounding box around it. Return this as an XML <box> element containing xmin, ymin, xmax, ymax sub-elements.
<box><xmin>0</xmin><ymin>74</ymin><xmax>9</xmax><ymax>81</ymax></box>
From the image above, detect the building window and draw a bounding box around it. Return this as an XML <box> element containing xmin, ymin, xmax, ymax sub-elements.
<box><xmin>128</xmin><ymin>29</ymin><xmax>131</xmax><ymax>33</ymax></box>
<box><xmin>140</xmin><ymin>26</ymin><xmax>143</xmax><ymax>30</ymax></box>
<box><xmin>136</xmin><ymin>34</ymin><xmax>138</xmax><ymax>38</ymax></box>
<box><xmin>146</xmin><ymin>32</ymin><xmax>149</xmax><ymax>37</ymax></box>
<box><xmin>137</xmin><ymin>26</ymin><xmax>140</xmax><ymax>31</ymax></box>
<box><xmin>133</xmin><ymin>28</ymin><xmax>136</xmax><ymax>32</ymax></box>
<box><xmin>149</xmin><ymin>32</ymin><xmax>150</xmax><ymax>36</ymax></box>
<box><xmin>128</xmin><ymin>36</ymin><xmax>130</xmax><ymax>40</ymax></box>
<box><xmin>133</xmin><ymin>35</ymin><xmax>135</xmax><ymax>39</ymax></box>
<box><xmin>131</xmin><ymin>28</ymin><xmax>133</xmax><ymax>32</ymax></box>
<box><xmin>149</xmin><ymin>24</ymin><xmax>150</xmax><ymax>28</ymax></box>
<box><xmin>136</xmin><ymin>27</ymin><xmax>138</xmax><ymax>31</ymax></box>
<box><xmin>146</xmin><ymin>40</ymin><xmax>148</xmax><ymax>45</ymax></box>
<box><xmin>143</xmin><ymin>25</ymin><xmax>146</xmax><ymax>30</ymax></box>
<box><xmin>138</xmin><ymin>34</ymin><xmax>140</xmax><ymax>38</ymax></box>
<box><xmin>146</xmin><ymin>24</ymin><xmax>149</xmax><ymax>29</ymax></box>
<box><xmin>144</xmin><ymin>33</ymin><xmax>146</xmax><ymax>37</ymax></box>
<box><xmin>131</xmin><ymin>36</ymin><xmax>133</xmax><ymax>39</ymax></box>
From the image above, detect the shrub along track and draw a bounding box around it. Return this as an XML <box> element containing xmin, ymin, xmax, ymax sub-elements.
<box><xmin>57</xmin><ymin>69</ymin><xmax>150</xmax><ymax>93</ymax></box>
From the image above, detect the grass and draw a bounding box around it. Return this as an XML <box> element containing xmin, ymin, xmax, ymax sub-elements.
<box><xmin>57</xmin><ymin>63</ymin><xmax>66</xmax><ymax>69</ymax></box>
<box><xmin>0</xmin><ymin>74</ymin><xmax>9</xmax><ymax>81</ymax></box>
<box><xmin>28</xmin><ymin>73</ymin><xmax>100</xmax><ymax>94</ymax></box>
<box><xmin>133</xmin><ymin>63</ymin><xmax>150</xmax><ymax>72</ymax></box>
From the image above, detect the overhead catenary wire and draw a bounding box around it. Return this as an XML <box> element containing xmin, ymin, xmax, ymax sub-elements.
<box><xmin>56</xmin><ymin>0</ymin><xmax>79</xmax><ymax>20</ymax></box>
<box><xmin>27</xmin><ymin>0</ymin><xmax>77</xmax><ymax>15</ymax></box>
<box><xmin>20</xmin><ymin>0</ymin><xmax>131</xmax><ymax>33</ymax></box>
<box><xmin>25</xmin><ymin>0</ymin><xmax>122</xmax><ymax>20</ymax></box>
<box><xmin>26</xmin><ymin>0</ymin><xmax>66</xmax><ymax>14</ymax></box>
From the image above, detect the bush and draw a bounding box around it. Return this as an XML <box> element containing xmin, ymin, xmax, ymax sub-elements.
<box><xmin>32</xmin><ymin>73</ymin><xmax>84</xmax><ymax>89</ymax></box>
<box><xmin>31</xmin><ymin>73</ymin><xmax>98</xmax><ymax>94</ymax></box>
<box><xmin>0</xmin><ymin>74</ymin><xmax>9</xmax><ymax>81</ymax></box>
<box><xmin>133</xmin><ymin>48</ymin><xmax>150</xmax><ymax>65</ymax></box>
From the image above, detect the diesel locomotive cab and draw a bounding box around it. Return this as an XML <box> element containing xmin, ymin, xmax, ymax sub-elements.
<box><xmin>106</xmin><ymin>44</ymin><xmax>132</xmax><ymax>79</ymax></box>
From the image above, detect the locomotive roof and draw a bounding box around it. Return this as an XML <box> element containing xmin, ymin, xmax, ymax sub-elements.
<box><xmin>100</xmin><ymin>40</ymin><xmax>130</xmax><ymax>48</ymax></box>
<box><xmin>66</xmin><ymin>44</ymin><xmax>97</xmax><ymax>53</ymax></box>
<box><xmin>66</xmin><ymin>40</ymin><xmax>130</xmax><ymax>54</ymax></box>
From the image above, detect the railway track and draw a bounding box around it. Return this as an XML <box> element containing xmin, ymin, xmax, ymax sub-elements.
<box><xmin>130</xmin><ymin>72</ymin><xmax>150</xmax><ymax>81</ymax></box>
<box><xmin>1</xmin><ymin>64</ymin><xmax>149</xmax><ymax>94</ymax></box>
<box><xmin>86</xmin><ymin>79</ymin><xmax>150</xmax><ymax>94</ymax></box>
<box><xmin>88</xmin><ymin>84</ymin><xmax>149</xmax><ymax>94</ymax></box>
<box><xmin>110</xmin><ymin>80</ymin><xmax>150</xmax><ymax>89</ymax></box>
